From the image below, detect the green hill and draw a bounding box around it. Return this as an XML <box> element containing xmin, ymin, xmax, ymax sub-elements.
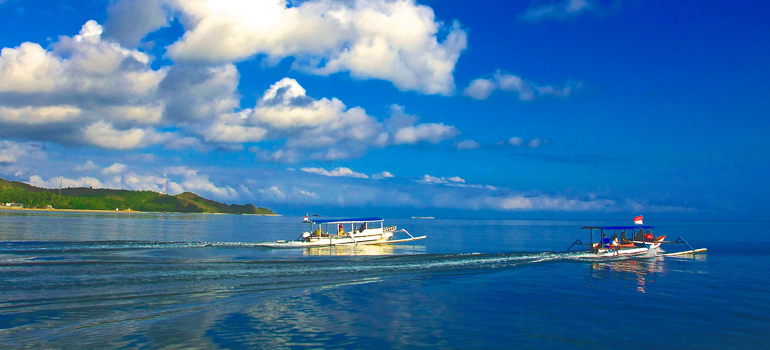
<box><xmin>0</xmin><ymin>177</ymin><xmax>275</xmax><ymax>215</ymax></box>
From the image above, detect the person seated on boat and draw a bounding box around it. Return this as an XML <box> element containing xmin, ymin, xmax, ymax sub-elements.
<box><xmin>635</xmin><ymin>229</ymin><xmax>644</xmax><ymax>241</ymax></box>
<box><xmin>645</xmin><ymin>230</ymin><xmax>654</xmax><ymax>241</ymax></box>
<box><xmin>358</xmin><ymin>223</ymin><xmax>367</xmax><ymax>233</ymax></box>
<box><xmin>601</xmin><ymin>233</ymin><xmax>610</xmax><ymax>249</ymax></box>
<box><xmin>620</xmin><ymin>231</ymin><xmax>631</xmax><ymax>244</ymax></box>
<box><xmin>338</xmin><ymin>224</ymin><xmax>345</xmax><ymax>236</ymax></box>
<box><xmin>314</xmin><ymin>227</ymin><xmax>323</xmax><ymax>237</ymax></box>
<box><xmin>610</xmin><ymin>233</ymin><xmax>620</xmax><ymax>247</ymax></box>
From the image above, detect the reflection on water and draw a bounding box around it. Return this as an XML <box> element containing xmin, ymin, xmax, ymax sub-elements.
<box><xmin>591</xmin><ymin>258</ymin><xmax>664</xmax><ymax>293</ymax></box>
<box><xmin>303</xmin><ymin>244</ymin><xmax>426</xmax><ymax>256</ymax></box>
<box><xmin>589</xmin><ymin>254</ymin><xmax>708</xmax><ymax>293</ymax></box>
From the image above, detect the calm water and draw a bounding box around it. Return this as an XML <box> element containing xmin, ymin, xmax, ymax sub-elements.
<box><xmin>1</xmin><ymin>211</ymin><xmax>768</xmax><ymax>348</ymax></box>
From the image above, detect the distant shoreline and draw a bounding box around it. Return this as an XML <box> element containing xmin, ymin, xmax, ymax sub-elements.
<box><xmin>0</xmin><ymin>206</ymin><xmax>280</xmax><ymax>216</ymax></box>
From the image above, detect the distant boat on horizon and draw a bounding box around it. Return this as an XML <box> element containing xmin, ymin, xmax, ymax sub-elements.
<box><xmin>411</xmin><ymin>216</ymin><xmax>435</xmax><ymax>219</ymax></box>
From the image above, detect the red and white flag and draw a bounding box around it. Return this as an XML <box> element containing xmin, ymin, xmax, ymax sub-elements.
<box><xmin>303</xmin><ymin>214</ymin><xmax>309</xmax><ymax>223</ymax></box>
<box><xmin>634</xmin><ymin>215</ymin><xmax>643</xmax><ymax>225</ymax></box>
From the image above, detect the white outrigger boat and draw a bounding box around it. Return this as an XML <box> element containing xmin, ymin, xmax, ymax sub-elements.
<box><xmin>260</xmin><ymin>217</ymin><xmax>426</xmax><ymax>248</ymax></box>
<box><xmin>568</xmin><ymin>225</ymin><xmax>707</xmax><ymax>257</ymax></box>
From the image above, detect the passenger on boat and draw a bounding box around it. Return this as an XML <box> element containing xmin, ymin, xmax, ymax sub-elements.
<box><xmin>601</xmin><ymin>233</ymin><xmax>610</xmax><ymax>249</ymax></box>
<box><xmin>314</xmin><ymin>227</ymin><xmax>323</xmax><ymax>237</ymax></box>
<box><xmin>645</xmin><ymin>230</ymin><xmax>653</xmax><ymax>240</ymax></box>
<box><xmin>358</xmin><ymin>223</ymin><xmax>366</xmax><ymax>233</ymax></box>
<box><xmin>338</xmin><ymin>224</ymin><xmax>344</xmax><ymax>235</ymax></box>
<box><xmin>635</xmin><ymin>229</ymin><xmax>644</xmax><ymax>241</ymax></box>
<box><xmin>621</xmin><ymin>231</ymin><xmax>631</xmax><ymax>244</ymax></box>
<box><xmin>610</xmin><ymin>233</ymin><xmax>620</xmax><ymax>247</ymax></box>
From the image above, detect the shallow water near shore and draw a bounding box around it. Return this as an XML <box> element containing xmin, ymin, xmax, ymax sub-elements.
<box><xmin>1</xmin><ymin>210</ymin><xmax>769</xmax><ymax>348</ymax></box>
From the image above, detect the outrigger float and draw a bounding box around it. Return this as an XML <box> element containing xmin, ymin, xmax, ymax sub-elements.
<box><xmin>567</xmin><ymin>225</ymin><xmax>707</xmax><ymax>257</ymax></box>
<box><xmin>259</xmin><ymin>217</ymin><xmax>426</xmax><ymax>248</ymax></box>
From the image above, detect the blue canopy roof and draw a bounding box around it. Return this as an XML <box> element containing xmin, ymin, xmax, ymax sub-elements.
<box><xmin>582</xmin><ymin>226</ymin><xmax>655</xmax><ymax>230</ymax></box>
<box><xmin>309</xmin><ymin>217</ymin><xmax>383</xmax><ymax>224</ymax></box>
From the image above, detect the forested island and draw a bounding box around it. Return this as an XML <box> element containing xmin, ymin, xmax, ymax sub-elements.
<box><xmin>0</xmin><ymin>178</ymin><xmax>275</xmax><ymax>215</ymax></box>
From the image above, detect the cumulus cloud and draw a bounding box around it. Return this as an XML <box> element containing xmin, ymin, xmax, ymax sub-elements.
<box><xmin>418</xmin><ymin>174</ymin><xmax>466</xmax><ymax>185</ymax></box>
<box><xmin>74</xmin><ymin>160</ymin><xmax>100</xmax><ymax>172</ymax></box>
<box><xmin>508</xmin><ymin>137</ymin><xmax>524</xmax><ymax>146</ymax></box>
<box><xmin>520</xmin><ymin>0</ymin><xmax>592</xmax><ymax>21</ymax></box>
<box><xmin>372</xmin><ymin>171</ymin><xmax>395</xmax><ymax>179</ymax></box>
<box><xmin>301</xmin><ymin>167</ymin><xmax>369</xmax><ymax>179</ymax></box>
<box><xmin>160</xmin><ymin>0</ymin><xmax>467</xmax><ymax>95</ymax></box>
<box><xmin>1</xmin><ymin>20</ymin><xmax>462</xmax><ymax>158</ymax></box>
<box><xmin>167</xmin><ymin>166</ymin><xmax>239</xmax><ymax>200</ymax></box>
<box><xmin>29</xmin><ymin>175</ymin><xmax>103</xmax><ymax>189</ymax></box>
<box><xmin>102</xmin><ymin>163</ymin><xmax>128</xmax><ymax>175</ymax></box>
<box><xmin>226</xmin><ymin>80</ymin><xmax>460</xmax><ymax>162</ymax></box>
<box><xmin>393</xmin><ymin>123</ymin><xmax>459</xmax><ymax>145</ymax></box>
<box><xmin>503</xmin><ymin>136</ymin><xmax>551</xmax><ymax>148</ymax></box>
<box><xmin>0</xmin><ymin>21</ymin><xmax>191</xmax><ymax>148</ymax></box>
<box><xmin>103</xmin><ymin>0</ymin><xmax>170</xmax><ymax>47</ymax></box>
<box><xmin>0</xmin><ymin>140</ymin><xmax>45</xmax><ymax>165</ymax></box>
<box><xmin>463</xmin><ymin>70</ymin><xmax>578</xmax><ymax>101</ymax></box>
<box><xmin>455</xmin><ymin>139</ymin><xmax>480</xmax><ymax>150</ymax></box>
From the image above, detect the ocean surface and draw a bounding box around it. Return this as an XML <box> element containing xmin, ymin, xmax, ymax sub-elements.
<box><xmin>1</xmin><ymin>211</ymin><xmax>768</xmax><ymax>349</ymax></box>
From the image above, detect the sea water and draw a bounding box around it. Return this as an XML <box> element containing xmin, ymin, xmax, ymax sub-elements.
<box><xmin>1</xmin><ymin>211</ymin><xmax>768</xmax><ymax>348</ymax></box>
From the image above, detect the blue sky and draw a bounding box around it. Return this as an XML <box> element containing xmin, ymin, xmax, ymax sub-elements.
<box><xmin>0</xmin><ymin>0</ymin><xmax>768</xmax><ymax>219</ymax></box>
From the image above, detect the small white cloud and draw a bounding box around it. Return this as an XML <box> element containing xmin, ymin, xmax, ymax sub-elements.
<box><xmin>301</xmin><ymin>167</ymin><xmax>369</xmax><ymax>179</ymax></box>
<box><xmin>520</xmin><ymin>0</ymin><xmax>592</xmax><ymax>22</ymax></box>
<box><xmin>528</xmin><ymin>138</ymin><xmax>551</xmax><ymax>148</ymax></box>
<box><xmin>74</xmin><ymin>160</ymin><xmax>100</xmax><ymax>171</ymax></box>
<box><xmin>393</xmin><ymin>123</ymin><xmax>459</xmax><ymax>145</ymax></box>
<box><xmin>508</xmin><ymin>137</ymin><xmax>524</xmax><ymax>146</ymax></box>
<box><xmin>372</xmin><ymin>171</ymin><xmax>395</xmax><ymax>180</ymax></box>
<box><xmin>102</xmin><ymin>163</ymin><xmax>128</xmax><ymax>175</ymax></box>
<box><xmin>462</xmin><ymin>78</ymin><xmax>497</xmax><ymax>100</ymax></box>
<box><xmin>455</xmin><ymin>139</ymin><xmax>481</xmax><ymax>150</ymax></box>
<box><xmin>464</xmin><ymin>70</ymin><xmax>577</xmax><ymax>101</ymax></box>
<box><xmin>447</xmin><ymin>176</ymin><xmax>465</xmax><ymax>183</ymax></box>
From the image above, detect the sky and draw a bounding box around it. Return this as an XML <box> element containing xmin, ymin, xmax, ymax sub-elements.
<box><xmin>0</xmin><ymin>0</ymin><xmax>768</xmax><ymax>219</ymax></box>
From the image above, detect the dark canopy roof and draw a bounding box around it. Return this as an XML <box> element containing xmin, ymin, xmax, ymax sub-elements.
<box><xmin>582</xmin><ymin>226</ymin><xmax>655</xmax><ymax>230</ymax></box>
<box><xmin>310</xmin><ymin>217</ymin><xmax>383</xmax><ymax>224</ymax></box>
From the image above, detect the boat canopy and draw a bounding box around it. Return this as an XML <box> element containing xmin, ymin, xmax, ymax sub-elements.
<box><xmin>309</xmin><ymin>217</ymin><xmax>384</xmax><ymax>224</ymax></box>
<box><xmin>582</xmin><ymin>226</ymin><xmax>655</xmax><ymax>230</ymax></box>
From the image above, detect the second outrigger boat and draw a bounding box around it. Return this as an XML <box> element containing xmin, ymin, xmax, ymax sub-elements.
<box><xmin>568</xmin><ymin>225</ymin><xmax>707</xmax><ymax>257</ymax></box>
<box><xmin>260</xmin><ymin>216</ymin><xmax>426</xmax><ymax>248</ymax></box>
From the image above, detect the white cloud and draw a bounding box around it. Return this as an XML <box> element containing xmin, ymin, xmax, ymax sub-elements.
<box><xmin>203</xmin><ymin>124</ymin><xmax>268</xmax><ymax>143</ymax></box>
<box><xmin>232</xmin><ymin>80</ymin><xmax>459</xmax><ymax>162</ymax></box>
<box><xmin>102</xmin><ymin>163</ymin><xmax>128</xmax><ymax>175</ymax></box>
<box><xmin>455</xmin><ymin>139</ymin><xmax>480</xmax><ymax>150</ymax></box>
<box><xmin>301</xmin><ymin>167</ymin><xmax>369</xmax><ymax>179</ymax></box>
<box><xmin>462</xmin><ymin>78</ymin><xmax>497</xmax><ymax>100</ymax></box>
<box><xmin>163</xmin><ymin>0</ymin><xmax>466</xmax><ymax>95</ymax></box>
<box><xmin>103</xmin><ymin>0</ymin><xmax>170</xmax><ymax>47</ymax></box>
<box><xmin>29</xmin><ymin>175</ymin><xmax>103</xmax><ymax>189</ymax></box>
<box><xmin>82</xmin><ymin>121</ymin><xmax>150</xmax><ymax>150</ymax></box>
<box><xmin>167</xmin><ymin>166</ymin><xmax>239</xmax><ymax>200</ymax></box>
<box><xmin>418</xmin><ymin>174</ymin><xmax>466</xmax><ymax>185</ymax></box>
<box><xmin>74</xmin><ymin>160</ymin><xmax>100</xmax><ymax>172</ymax></box>
<box><xmin>464</xmin><ymin>70</ymin><xmax>577</xmax><ymax>101</ymax></box>
<box><xmin>372</xmin><ymin>171</ymin><xmax>395</xmax><ymax>180</ymax></box>
<box><xmin>508</xmin><ymin>137</ymin><xmax>524</xmax><ymax>146</ymax></box>
<box><xmin>0</xmin><ymin>106</ymin><xmax>82</xmax><ymax>125</ymax></box>
<box><xmin>520</xmin><ymin>0</ymin><xmax>592</xmax><ymax>21</ymax></box>
<box><xmin>393</xmin><ymin>123</ymin><xmax>459</xmax><ymax>145</ymax></box>
<box><xmin>0</xmin><ymin>140</ymin><xmax>45</xmax><ymax>165</ymax></box>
